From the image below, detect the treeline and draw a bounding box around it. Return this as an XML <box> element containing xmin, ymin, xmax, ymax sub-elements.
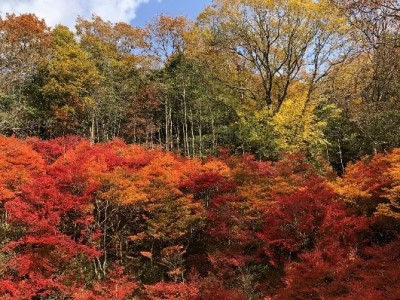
<box><xmin>0</xmin><ymin>0</ymin><xmax>399</xmax><ymax>170</ymax></box>
<box><xmin>1</xmin><ymin>136</ymin><xmax>400</xmax><ymax>299</ymax></box>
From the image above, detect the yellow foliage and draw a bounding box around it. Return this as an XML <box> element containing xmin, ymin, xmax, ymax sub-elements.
<box><xmin>272</xmin><ymin>88</ymin><xmax>328</xmax><ymax>154</ymax></box>
<box><xmin>377</xmin><ymin>149</ymin><xmax>400</xmax><ymax>220</ymax></box>
<box><xmin>334</xmin><ymin>181</ymin><xmax>372</xmax><ymax>205</ymax></box>
<box><xmin>202</xmin><ymin>160</ymin><xmax>232</xmax><ymax>177</ymax></box>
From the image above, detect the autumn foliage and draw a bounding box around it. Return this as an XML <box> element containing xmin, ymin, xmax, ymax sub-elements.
<box><xmin>0</xmin><ymin>136</ymin><xmax>400</xmax><ymax>299</ymax></box>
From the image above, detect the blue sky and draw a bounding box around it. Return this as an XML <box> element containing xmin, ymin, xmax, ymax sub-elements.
<box><xmin>0</xmin><ymin>0</ymin><xmax>213</xmax><ymax>29</ymax></box>
<box><xmin>133</xmin><ymin>0</ymin><xmax>213</xmax><ymax>26</ymax></box>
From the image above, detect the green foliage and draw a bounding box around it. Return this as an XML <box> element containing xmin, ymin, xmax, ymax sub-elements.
<box><xmin>27</xmin><ymin>25</ymin><xmax>100</xmax><ymax>137</ymax></box>
<box><xmin>235</xmin><ymin>108</ymin><xmax>277</xmax><ymax>159</ymax></box>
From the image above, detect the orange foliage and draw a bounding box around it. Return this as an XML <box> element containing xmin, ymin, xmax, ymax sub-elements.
<box><xmin>0</xmin><ymin>136</ymin><xmax>45</xmax><ymax>201</ymax></box>
<box><xmin>1</xmin><ymin>136</ymin><xmax>400</xmax><ymax>299</ymax></box>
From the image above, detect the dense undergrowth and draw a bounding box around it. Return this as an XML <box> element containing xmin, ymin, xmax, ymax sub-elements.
<box><xmin>0</xmin><ymin>135</ymin><xmax>400</xmax><ymax>299</ymax></box>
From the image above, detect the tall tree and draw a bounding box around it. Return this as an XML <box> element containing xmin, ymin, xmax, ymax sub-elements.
<box><xmin>197</xmin><ymin>0</ymin><xmax>350</xmax><ymax>114</ymax></box>
<box><xmin>76</xmin><ymin>16</ymin><xmax>149</xmax><ymax>142</ymax></box>
<box><xmin>0</xmin><ymin>14</ymin><xmax>50</xmax><ymax>136</ymax></box>
<box><xmin>29</xmin><ymin>25</ymin><xmax>100</xmax><ymax>138</ymax></box>
<box><xmin>322</xmin><ymin>0</ymin><xmax>400</xmax><ymax>169</ymax></box>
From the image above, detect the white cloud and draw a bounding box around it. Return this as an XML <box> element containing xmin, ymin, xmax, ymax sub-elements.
<box><xmin>0</xmin><ymin>0</ymin><xmax>151</xmax><ymax>28</ymax></box>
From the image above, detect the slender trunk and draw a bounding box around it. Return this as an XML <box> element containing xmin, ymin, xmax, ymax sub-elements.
<box><xmin>158</xmin><ymin>128</ymin><xmax>162</xmax><ymax>147</ymax></box>
<box><xmin>90</xmin><ymin>109</ymin><xmax>95</xmax><ymax>144</ymax></box>
<box><xmin>176</xmin><ymin>124</ymin><xmax>180</xmax><ymax>153</ymax></box>
<box><xmin>182</xmin><ymin>122</ymin><xmax>186</xmax><ymax>155</ymax></box>
<box><xmin>198</xmin><ymin>106</ymin><xmax>203</xmax><ymax>157</ymax></box>
<box><xmin>96</xmin><ymin>117</ymin><xmax>99</xmax><ymax>143</ymax></box>
<box><xmin>165</xmin><ymin>98</ymin><xmax>169</xmax><ymax>151</ymax></box>
<box><xmin>338</xmin><ymin>137</ymin><xmax>345</xmax><ymax>174</ymax></box>
<box><xmin>183</xmin><ymin>87</ymin><xmax>190</xmax><ymax>157</ymax></box>
<box><xmin>150</xmin><ymin>126</ymin><xmax>154</xmax><ymax>149</ymax></box>
<box><xmin>190</xmin><ymin>108</ymin><xmax>195</xmax><ymax>157</ymax></box>
<box><xmin>325</xmin><ymin>143</ymin><xmax>330</xmax><ymax>165</ymax></box>
<box><xmin>169</xmin><ymin>106</ymin><xmax>173</xmax><ymax>151</ymax></box>
<box><xmin>208</xmin><ymin>104</ymin><xmax>216</xmax><ymax>152</ymax></box>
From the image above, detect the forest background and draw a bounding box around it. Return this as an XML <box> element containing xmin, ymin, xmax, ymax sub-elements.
<box><xmin>0</xmin><ymin>0</ymin><xmax>398</xmax><ymax>172</ymax></box>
